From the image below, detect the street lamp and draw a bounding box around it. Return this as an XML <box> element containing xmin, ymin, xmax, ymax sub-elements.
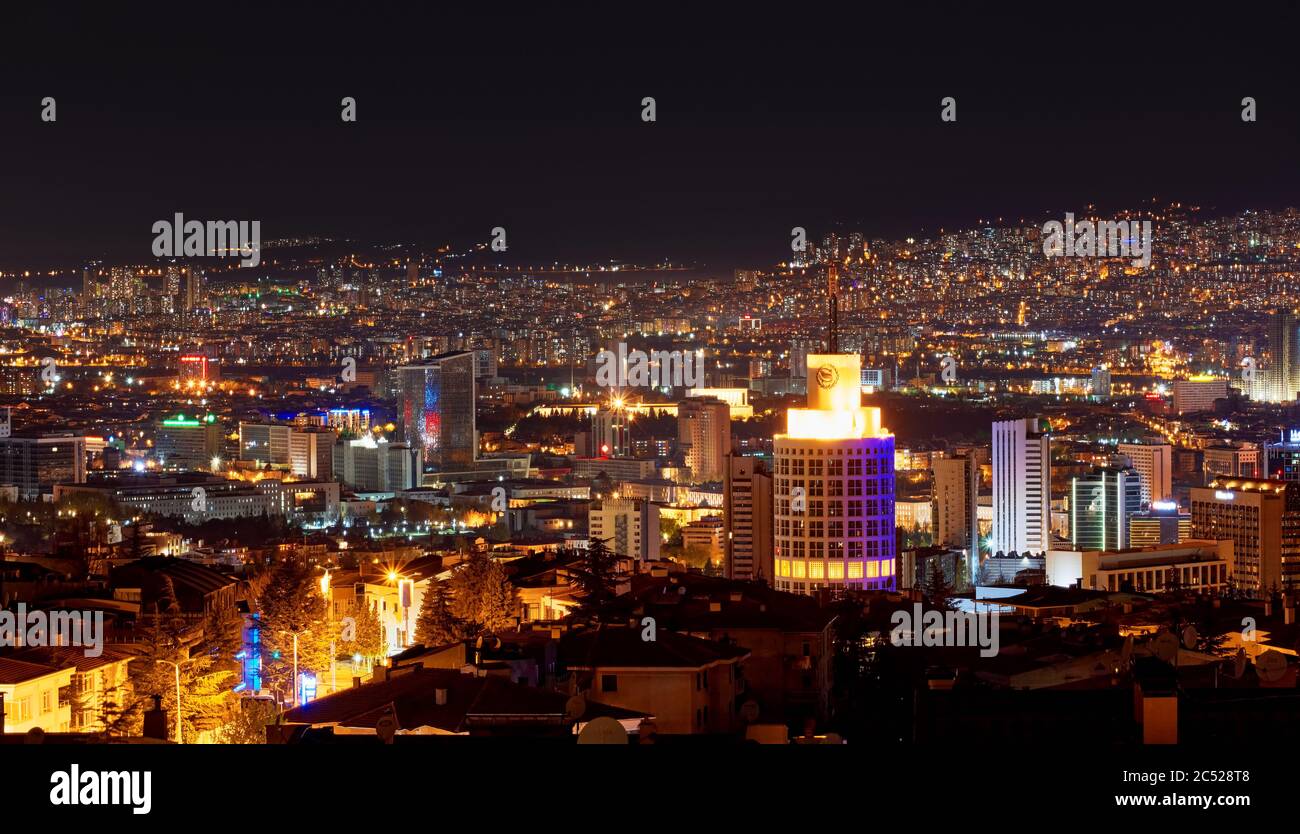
<box><xmin>152</xmin><ymin>657</ymin><xmax>200</xmax><ymax>744</ymax></box>
<box><xmin>276</xmin><ymin>627</ymin><xmax>313</xmax><ymax>707</ymax></box>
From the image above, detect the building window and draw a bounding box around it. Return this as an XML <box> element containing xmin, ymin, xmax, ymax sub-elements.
<box><xmin>601</xmin><ymin>674</ymin><xmax>618</xmax><ymax>693</ymax></box>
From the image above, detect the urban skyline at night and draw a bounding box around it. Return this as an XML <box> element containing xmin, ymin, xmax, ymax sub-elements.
<box><xmin>1</xmin><ymin>1</ymin><xmax>1291</xmax><ymax>819</ymax></box>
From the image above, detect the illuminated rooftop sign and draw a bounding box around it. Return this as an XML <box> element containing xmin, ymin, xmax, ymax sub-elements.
<box><xmin>162</xmin><ymin>413</ymin><xmax>216</xmax><ymax>428</ymax></box>
<box><xmin>782</xmin><ymin>353</ymin><xmax>890</xmax><ymax>440</ymax></box>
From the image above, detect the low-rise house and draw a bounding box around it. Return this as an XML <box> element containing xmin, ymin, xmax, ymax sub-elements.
<box><xmin>558</xmin><ymin>626</ymin><xmax>749</xmax><ymax>735</ymax></box>
<box><xmin>280</xmin><ymin>664</ymin><xmax>644</xmax><ymax>738</ymax></box>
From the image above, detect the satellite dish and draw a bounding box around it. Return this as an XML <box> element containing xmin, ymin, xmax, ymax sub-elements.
<box><xmin>577</xmin><ymin>716</ymin><xmax>629</xmax><ymax>744</ymax></box>
<box><xmin>1152</xmin><ymin>631</ymin><xmax>1179</xmax><ymax>664</ymax></box>
<box><xmin>637</xmin><ymin>718</ymin><xmax>658</xmax><ymax>742</ymax></box>
<box><xmin>1256</xmin><ymin>649</ymin><xmax>1287</xmax><ymax>683</ymax></box>
<box><xmin>564</xmin><ymin>694</ymin><xmax>587</xmax><ymax>722</ymax></box>
<box><xmin>1181</xmin><ymin>625</ymin><xmax>1199</xmax><ymax>650</ymax></box>
<box><xmin>823</xmin><ymin>732</ymin><xmax>844</xmax><ymax>745</ymax></box>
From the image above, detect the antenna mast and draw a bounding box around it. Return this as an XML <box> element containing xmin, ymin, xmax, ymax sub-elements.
<box><xmin>826</xmin><ymin>263</ymin><xmax>839</xmax><ymax>354</ymax></box>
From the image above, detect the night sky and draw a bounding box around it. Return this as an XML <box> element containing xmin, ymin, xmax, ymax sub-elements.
<box><xmin>1</xmin><ymin>2</ymin><xmax>1297</xmax><ymax>272</ymax></box>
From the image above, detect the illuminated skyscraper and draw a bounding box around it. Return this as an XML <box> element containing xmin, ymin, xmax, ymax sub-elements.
<box><xmin>773</xmin><ymin>353</ymin><xmax>896</xmax><ymax>596</ymax></box>
<box><xmin>1265</xmin><ymin>308</ymin><xmax>1300</xmax><ymax>402</ymax></box>
<box><xmin>724</xmin><ymin>454</ymin><xmax>773</xmax><ymax>582</ymax></box>
<box><xmin>1117</xmin><ymin>441</ymin><xmax>1173</xmax><ymax>506</ymax></box>
<box><xmin>1069</xmin><ymin>465</ymin><xmax>1142</xmax><ymax>551</ymax></box>
<box><xmin>677</xmin><ymin>396</ymin><xmax>730</xmax><ymax>483</ymax></box>
<box><xmin>991</xmin><ymin>417</ymin><xmax>1051</xmax><ymax>556</ymax></box>
<box><xmin>397</xmin><ymin>351</ymin><xmax>476</xmax><ymax>471</ymax></box>
<box><xmin>933</xmin><ymin>453</ymin><xmax>980</xmax><ymax>580</ymax></box>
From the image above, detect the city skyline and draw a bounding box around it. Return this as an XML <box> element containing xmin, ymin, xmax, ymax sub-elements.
<box><xmin>3</xmin><ymin>6</ymin><xmax>1298</xmax><ymax>815</ymax></box>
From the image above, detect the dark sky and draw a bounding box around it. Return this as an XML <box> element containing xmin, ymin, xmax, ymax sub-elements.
<box><xmin>1</xmin><ymin>2</ymin><xmax>1297</xmax><ymax>272</ymax></box>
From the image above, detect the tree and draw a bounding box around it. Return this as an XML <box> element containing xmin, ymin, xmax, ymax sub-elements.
<box><xmin>569</xmin><ymin>538</ymin><xmax>620</xmax><ymax>617</ymax></box>
<box><xmin>448</xmin><ymin>552</ymin><xmax>517</xmax><ymax>635</ymax></box>
<box><xmin>258</xmin><ymin>559</ymin><xmax>332</xmax><ymax>705</ymax></box>
<box><xmin>415</xmin><ymin>581</ymin><xmax>465</xmax><ymax>647</ymax></box>
<box><xmin>343</xmin><ymin>599</ymin><xmax>387</xmax><ymax>662</ymax></box>
<box><xmin>216</xmin><ymin>698</ymin><xmax>278</xmax><ymax>744</ymax></box>
<box><xmin>923</xmin><ymin>558</ymin><xmax>956</xmax><ymax>609</ymax></box>
<box><xmin>116</xmin><ymin>592</ymin><xmax>238</xmax><ymax>742</ymax></box>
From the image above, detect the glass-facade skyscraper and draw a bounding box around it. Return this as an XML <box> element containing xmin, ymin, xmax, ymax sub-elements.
<box><xmin>397</xmin><ymin>350</ymin><xmax>476</xmax><ymax>472</ymax></box>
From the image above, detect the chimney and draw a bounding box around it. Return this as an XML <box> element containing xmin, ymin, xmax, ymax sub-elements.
<box><xmin>1265</xmin><ymin>600</ymin><xmax>1273</xmax><ymax>616</ymax></box>
<box><xmin>1287</xmin><ymin>604</ymin><xmax>1296</xmax><ymax>626</ymax></box>
<box><xmin>435</xmin><ymin>688</ymin><xmax>448</xmax><ymax>706</ymax></box>
<box><xmin>0</xmin><ymin>692</ymin><xmax>5</xmax><ymax>735</ymax></box>
<box><xmin>352</xmin><ymin>676</ymin><xmax>362</xmax><ymax>689</ymax></box>
<box><xmin>142</xmin><ymin>694</ymin><xmax>169</xmax><ymax>741</ymax></box>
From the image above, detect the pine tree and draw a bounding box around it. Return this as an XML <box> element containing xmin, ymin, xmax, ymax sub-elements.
<box><xmin>569</xmin><ymin>538</ymin><xmax>620</xmax><ymax>618</ymax></box>
<box><xmin>118</xmin><ymin>596</ymin><xmax>237</xmax><ymax>742</ymax></box>
<box><xmin>448</xmin><ymin>552</ymin><xmax>517</xmax><ymax>635</ymax></box>
<box><xmin>344</xmin><ymin>599</ymin><xmax>388</xmax><ymax>662</ymax></box>
<box><xmin>480</xmin><ymin>564</ymin><xmax>517</xmax><ymax>633</ymax></box>
<box><xmin>923</xmin><ymin>558</ymin><xmax>956</xmax><ymax>609</ymax></box>
<box><xmin>415</xmin><ymin>581</ymin><xmax>465</xmax><ymax>647</ymax></box>
<box><xmin>258</xmin><ymin>559</ymin><xmax>332</xmax><ymax>705</ymax></box>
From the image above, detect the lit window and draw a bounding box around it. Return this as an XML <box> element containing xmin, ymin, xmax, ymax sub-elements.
<box><xmin>809</xmin><ymin>562</ymin><xmax>825</xmax><ymax>579</ymax></box>
<box><xmin>848</xmin><ymin>562</ymin><xmax>863</xmax><ymax>579</ymax></box>
<box><xmin>828</xmin><ymin>562</ymin><xmax>844</xmax><ymax>579</ymax></box>
<box><xmin>793</xmin><ymin>561</ymin><xmax>807</xmax><ymax>579</ymax></box>
<box><xmin>866</xmin><ymin>560</ymin><xmax>879</xmax><ymax>578</ymax></box>
<box><xmin>778</xmin><ymin>559</ymin><xmax>791</xmax><ymax>577</ymax></box>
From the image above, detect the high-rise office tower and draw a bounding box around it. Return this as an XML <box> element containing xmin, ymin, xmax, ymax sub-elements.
<box><xmin>397</xmin><ymin>350</ymin><xmax>476</xmax><ymax>471</ymax></box>
<box><xmin>724</xmin><ymin>454</ymin><xmax>773</xmax><ymax>582</ymax></box>
<box><xmin>933</xmin><ymin>453</ymin><xmax>980</xmax><ymax>580</ymax></box>
<box><xmin>991</xmin><ymin>417</ymin><xmax>1052</xmax><ymax>556</ymax></box>
<box><xmin>1266</xmin><ymin>427</ymin><xmax>1300</xmax><ymax>482</ymax></box>
<box><xmin>334</xmin><ymin>436</ymin><xmax>422</xmax><ymax>492</ymax></box>
<box><xmin>289</xmin><ymin>427</ymin><xmax>335</xmax><ymax>481</ymax></box>
<box><xmin>588</xmin><ymin>497</ymin><xmax>660</xmax><ymax>562</ymax></box>
<box><xmin>1203</xmin><ymin>442</ymin><xmax>1259</xmax><ymax>480</ymax></box>
<box><xmin>181</xmin><ymin>266</ymin><xmax>205</xmax><ymax>312</ymax></box>
<box><xmin>591</xmin><ymin>407</ymin><xmax>630</xmax><ymax>458</ymax></box>
<box><xmin>773</xmin><ymin>353</ymin><xmax>896</xmax><ymax>596</ymax></box>
<box><xmin>239</xmin><ymin>422</ymin><xmax>293</xmax><ymax>465</ymax></box>
<box><xmin>677</xmin><ymin>396</ymin><xmax>730</xmax><ymax>483</ymax></box>
<box><xmin>1117</xmin><ymin>441</ymin><xmax>1173</xmax><ymax>506</ymax></box>
<box><xmin>1128</xmin><ymin>504</ymin><xmax>1192</xmax><ymax>547</ymax></box>
<box><xmin>1266</xmin><ymin>308</ymin><xmax>1300</xmax><ymax>403</ymax></box>
<box><xmin>1070</xmin><ymin>465</ymin><xmax>1143</xmax><ymax>551</ymax></box>
<box><xmin>157</xmin><ymin>413</ymin><xmax>223</xmax><ymax>471</ymax></box>
<box><xmin>1191</xmin><ymin>478</ymin><xmax>1300</xmax><ymax>595</ymax></box>
<box><xmin>0</xmin><ymin>430</ymin><xmax>87</xmax><ymax>500</ymax></box>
